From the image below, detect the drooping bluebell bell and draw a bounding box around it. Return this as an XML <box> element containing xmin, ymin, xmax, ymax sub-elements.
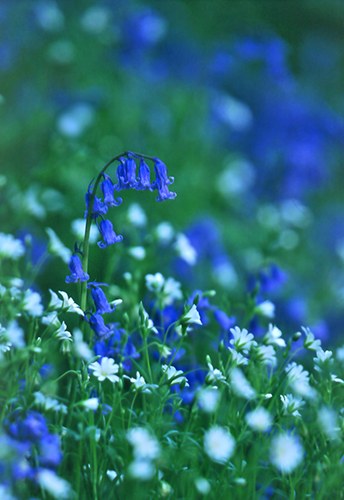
<box><xmin>89</xmin><ymin>283</ymin><xmax>115</xmax><ymax>314</ymax></box>
<box><xmin>88</xmin><ymin>312</ymin><xmax>112</xmax><ymax>338</ymax></box>
<box><xmin>101</xmin><ymin>174</ymin><xmax>122</xmax><ymax>207</ymax></box>
<box><xmin>153</xmin><ymin>159</ymin><xmax>176</xmax><ymax>201</ymax></box>
<box><xmin>136</xmin><ymin>158</ymin><xmax>153</xmax><ymax>190</ymax></box>
<box><xmin>65</xmin><ymin>253</ymin><xmax>89</xmax><ymax>283</ymax></box>
<box><xmin>97</xmin><ymin>219</ymin><xmax>123</xmax><ymax>248</ymax></box>
<box><xmin>114</xmin><ymin>157</ymin><xmax>137</xmax><ymax>190</ymax></box>
<box><xmin>38</xmin><ymin>434</ymin><xmax>62</xmax><ymax>468</ymax></box>
<box><xmin>85</xmin><ymin>186</ymin><xmax>108</xmax><ymax>219</ymax></box>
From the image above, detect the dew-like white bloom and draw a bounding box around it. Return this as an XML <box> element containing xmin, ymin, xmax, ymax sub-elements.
<box><xmin>34</xmin><ymin>392</ymin><xmax>67</xmax><ymax>414</ymax></box>
<box><xmin>127</xmin><ymin>427</ymin><xmax>160</xmax><ymax>460</ymax></box>
<box><xmin>145</xmin><ymin>272</ymin><xmax>165</xmax><ymax>292</ymax></box>
<box><xmin>37</xmin><ymin>469</ymin><xmax>71</xmax><ymax>499</ymax></box>
<box><xmin>230</xmin><ymin>368</ymin><xmax>256</xmax><ymax>400</ymax></box>
<box><xmin>23</xmin><ymin>289</ymin><xmax>44</xmax><ymax>316</ymax></box>
<box><xmin>127</xmin><ymin>203</ymin><xmax>147</xmax><ymax>227</ymax></box>
<box><xmin>256</xmin><ymin>344</ymin><xmax>277</xmax><ymax>367</ymax></box>
<box><xmin>245</xmin><ymin>407</ymin><xmax>272</xmax><ymax>432</ymax></box>
<box><xmin>204</xmin><ymin>426</ymin><xmax>235</xmax><ymax>464</ymax></box>
<box><xmin>314</xmin><ymin>348</ymin><xmax>333</xmax><ymax>371</ymax></box>
<box><xmin>106</xmin><ymin>470</ymin><xmax>118</xmax><ymax>481</ymax></box>
<box><xmin>128</xmin><ymin>246</ymin><xmax>146</xmax><ymax>260</ymax></box>
<box><xmin>280</xmin><ymin>394</ymin><xmax>304</xmax><ymax>417</ymax></box>
<box><xmin>255</xmin><ymin>300</ymin><xmax>275</xmax><ymax>319</ymax></box>
<box><xmin>89</xmin><ymin>357</ymin><xmax>120</xmax><ymax>383</ymax></box>
<box><xmin>270</xmin><ymin>434</ymin><xmax>303</xmax><ymax>474</ymax></box>
<box><xmin>46</xmin><ymin>228</ymin><xmax>71</xmax><ymax>264</ymax></box>
<box><xmin>162</xmin><ymin>365</ymin><xmax>189</xmax><ymax>386</ymax></box>
<box><xmin>285</xmin><ymin>362</ymin><xmax>316</xmax><ymax>399</ymax></box>
<box><xmin>212</xmin><ymin>261</ymin><xmax>238</xmax><ymax>290</ymax></box>
<box><xmin>194</xmin><ymin>477</ymin><xmax>211</xmax><ymax>495</ymax></box>
<box><xmin>163</xmin><ymin>277</ymin><xmax>183</xmax><ymax>305</ymax></box>
<box><xmin>317</xmin><ymin>407</ymin><xmax>339</xmax><ymax>440</ymax></box>
<box><xmin>174</xmin><ymin>233</ymin><xmax>197</xmax><ymax>265</ymax></box>
<box><xmin>71</xmin><ymin>218</ymin><xmax>98</xmax><ymax>243</ymax></box>
<box><xmin>55</xmin><ymin>321</ymin><xmax>72</xmax><ymax>342</ymax></box>
<box><xmin>182</xmin><ymin>304</ymin><xmax>202</xmax><ymax>326</ymax></box>
<box><xmin>264</xmin><ymin>324</ymin><xmax>286</xmax><ymax>348</ymax></box>
<box><xmin>0</xmin><ymin>233</ymin><xmax>25</xmax><ymax>260</ymax></box>
<box><xmin>57</xmin><ymin>103</ymin><xmax>94</xmax><ymax>137</ymax></box>
<box><xmin>4</xmin><ymin>320</ymin><xmax>25</xmax><ymax>348</ymax></box>
<box><xmin>81</xmin><ymin>398</ymin><xmax>99</xmax><ymax>411</ymax></box>
<box><xmin>155</xmin><ymin>222</ymin><xmax>174</xmax><ymax>244</ymax></box>
<box><xmin>197</xmin><ymin>387</ymin><xmax>220</xmax><ymax>413</ymax></box>
<box><xmin>229</xmin><ymin>326</ymin><xmax>256</xmax><ymax>353</ymax></box>
<box><xmin>302</xmin><ymin>326</ymin><xmax>321</xmax><ymax>351</ymax></box>
<box><xmin>73</xmin><ymin>329</ymin><xmax>93</xmax><ymax>360</ymax></box>
<box><xmin>128</xmin><ymin>459</ymin><xmax>155</xmax><ymax>480</ymax></box>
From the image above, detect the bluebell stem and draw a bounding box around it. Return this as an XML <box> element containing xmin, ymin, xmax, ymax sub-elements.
<box><xmin>97</xmin><ymin>219</ymin><xmax>123</xmax><ymax>248</ymax></box>
<box><xmin>65</xmin><ymin>254</ymin><xmax>90</xmax><ymax>283</ymax></box>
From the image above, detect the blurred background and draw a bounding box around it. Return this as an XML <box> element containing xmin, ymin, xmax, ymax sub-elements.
<box><xmin>1</xmin><ymin>0</ymin><xmax>344</xmax><ymax>345</ymax></box>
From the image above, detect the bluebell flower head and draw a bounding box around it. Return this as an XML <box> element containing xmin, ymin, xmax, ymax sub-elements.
<box><xmin>136</xmin><ymin>158</ymin><xmax>153</xmax><ymax>190</ymax></box>
<box><xmin>114</xmin><ymin>157</ymin><xmax>137</xmax><ymax>190</ymax></box>
<box><xmin>85</xmin><ymin>187</ymin><xmax>108</xmax><ymax>219</ymax></box>
<box><xmin>97</xmin><ymin>219</ymin><xmax>123</xmax><ymax>248</ymax></box>
<box><xmin>89</xmin><ymin>312</ymin><xmax>112</xmax><ymax>338</ymax></box>
<box><xmin>8</xmin><ymin>411</ymin><xmax>48</xmax><ymax>443</ymax></box>
<box><xmin>153</xmin><ymin>159</ymin><xmax>176</xmax><ymax>202</ymax></box>
<box><xmin>39</xmin><ymin>433</ymin><xmax>62</xmax><ymax>468</ymax></box>
<box><xmin>90</xmin><ymin>283</ymin><xmax>115</xmax><ymax>314</ymax></box>
<box><xmin>101</xmin><ymin>174</ymin><xmax>122</xmax><ymax>207</ymax></box>
<box><xmin>65</xmin><ymin>253</ymin><xmax>89</xmax><ymax>283</ymax></box>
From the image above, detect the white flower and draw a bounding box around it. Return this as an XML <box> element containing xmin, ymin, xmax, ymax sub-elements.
<box><xmin>128</xmin><ymin>372</ymin><xmax>154</xmax><ymax>394</ymax></box>
<box><xmin>55</xmin><ymin>321</ymin><xmax>72</xmax><ymax>342</ymax></box>
<box><xmin>280</xmin><ymin>394</ymin><xmax>304</xmax><ymax>417</ymax></box>
<box><xmin>206</xmin><ymin>359</ymin><xmax>226</xmax><ymax>384</ymax></box>
<box><xmin>256</xmin><ymin>345</ymin><xmax>277</xmax><ymax>367</ymax></box>
<box><xmin>34</xmin><ymin>392</ymin><xmax>67</xmax><ymax>414</ymax></box>
<box><xmin>71</xmin><ymin>218</ymin><xmax>98</xmax><ymax>243</ymax></box>
<box><xmin>182</xmin><ymin>304</ymin><xmax>202</xmax><ymax>326</ymax></box>
<box><xmin>302</xmin><ymin>326</ymin><xmax>321</xmax><ymax>351</ymax></box>
<box><xmin>128</xmin><ymin>246</ymin><xmax>146</xmax><ymax>260</ymax></box>
<box><xmin>79</xmin><ymin>398</ymin><xmax>99</xmax><ymax>411</ymax></box>
<box><xmin>106</xmin><ymin>470</ymin><xmax>118</xmax><ymax>481</ymax></box>
<box><xmin>229</xmin><ymin>326</ymin><xmax>256</xmax><ymax>353</ymax></box>
<box><xmin>0</xmin><ymin>233</ymin><xmax>25</xmax><ymax>260</ymax></box>
<box><xmin>336</xmin><ymin>344</ymin><xmax>344</xmax><ymax>361</ymax></box>
<box><xmin>58</xmin><ymin>291</ymin><xmax>84</xmax><ymax>316</ymax></box>
<box><xmin>141</xmin><ymin>306</ymin><xmax>158</xmax><ymax>334</ymax></box>
<box><xmin>162</xmin><ymin>365</ymin><xmax>189</xmax><ymax>387</ymax></box>
<box><xmin>285</xmin><ymin>362</ymin><xmax>316</xmax><ymax>399</ymax></box>
<box><xmin>314</xmin><ymin>348</ymin><xmax>333</xmax><ymax>371</ymax></box>
<box><xmin>46</xmin><ymin>228</ymin><xmax>71</xmax><ymax>264</ymax></box>
<box><xmin>73</xmin><ymin>329</ymin><xmax>93</xmax><ymax>361</ymax></box>
<box><xmin>317</xmin><ymin>407</ymin><xmax>339</xmax><ymax>440</ymax></box>
<box><xmin>37</xmin><ymin>469</ymin><xmax>71</xmax><ymax>499</ymax></box>
<box><xmin>89</xmin><ymin>357</ymin><xmax>120</xmax><ymax>383</ymax></box>
<box><xmin>145</xmin><ymin>272</ymin><xmax>165</xmax><ymax>292</ymax></box>
<box><xmin>197</xmin><ymin>387</ymin><xmax>220</xmax><ymax>413</ymax></box>
<box><xmin>163</xmin><ymin>277</ymin><xmax>183</xmax><ymax>305</ymax></box>
<box><xmin>127</xmin><ymin>427</ymin><xmax>160</xmax><ymax>460</ymax></box>
<box><xmin>255</xmin><ymin>300</ymin><xmax>275</xmax><ymax>319</ymax></box>
<box><xmin>229</xmin><ymin>349</ymin><xmax>249</xmax><ymax>366</ymax></box>
<box><xmin>174</xmin><ymin>233</ymin><xmax>197</xmax><ymax>265</ymax></box>
<box><xmin>155</xmin><ymin>222</ymin><xmax>174</xmax><ymax>244</ymax></box>
<box><xmin>4</xmin><ymin>320</ymin><xmax>25</xmax><ymax>348</ymax></box>
<box><xmin>245</xmin><ymin>407</ymin><xmax>272</xmax><ymax>432</ymax></box>
<box><xmin>264</xmin><ymin>324</ymin><xmax>286</xmax><ymax>348</ymax></box>
<box><xmin>204</xmin><ymin>426</ymin><xmax>235</xmax><ymax>464</ymax></box>
<box><xmin>270</xmin><ymin>434</ymin><xmax>303</xmax><ymax>474</ymax></box>
<box><xmin>127</xmin><ymin>203</ymin><xmax>147</xmax><ymax>227</ymax></box>
<box><xmin>128</xmin><ymin>459</ymin><xmax>155</xmax><ymax>480</ymax></box>
<box><xmin>194</xmin><ymin>477</ymin><xmax>211</xmax><ymax>495</ymax></box>
<box><xmin>230</xmin><ymin>368</ymin><xmax>256</xmax><ymax>400</ymax></box>
<box><xmin>23</xmin><ymin>289</ymin><xmax>43</xmax><ymax>316</ymax></box>
<box><xmin>57</xmin><ymin>103</ymin><xmax>94</xmax><ymax>137</ymax></box>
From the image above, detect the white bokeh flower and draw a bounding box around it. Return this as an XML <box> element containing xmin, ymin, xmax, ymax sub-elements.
<box><xmin>37</xmin><ymin>469</ymin><xmax>71</xmax><ymax>499</ymax></box>
<box><xmin>197</xmin><ymin>387</ymin><xmax>220</xmax><ymax>413</ymax></box>
<box><xmin>245</xmin><ymin>407</ymin><xmax>272</xmax><ymax>432</ymax></box>
<box><xmin>230</xmin><ymin>368</ymin><xmax>256</xmax><ymax>400</ymax></box>
<box><xmin>155</xmin><ymin>222</ymin><xmax>174</xmax><ymax>244</ymax></box>
<box><xmin>285</xmin><ymin>362</ymin><xmax>316</xmax><ymax>399</ymax></box>
<box><xmin>0</xmin><ymin>233</ymin><xmax>25</xmax><ymax>260</ymax></box>
<box><xmin>23</xmin><ymin>289</ymin><xmax>43</xmax><ymax>316</ymax></box>
<box><xmin>128</xmin><ymin>459</ymin><xmax>155</xmax><ymax>481</ymax></box>
<box><xmin>127</xmin><ymin>427</ymin><xmax>160</xmax><ymax>460</ymax></box>
<box><xmin>46</xmin><ymin>228</ymin><xmax>71</xmax><ymax>264</ymax></box>
<box><xmin>255</xmin><ymin>300</ymin><xmax>275</xmax><ymax>319</ymax></box>
<box><xmin>89</xmin><ymin>357</ymin><xmax>120</xmax><ymax>383</ymax></box>
<box><xmin>204</xmin><ymin>426</ymin><xmax>235</xmax><ymax>464</ymax></box>
<box><xmin>270</xmin><ymin>434</ymin><xmax>303</xmax><ymax>474</ymax></box>
<box><xmin>174</xmin><ymin>233</ymin><xmax>197</xmax><ymax>265</ymax></box>
<box><xmin>71</xmin><ymin>218</ymin><xmax>98</xmax><ymax>244</ymax></box>
<box><xmin>127</xmin><ymin>203</ymin><xmax>147</xmax><ymax>227</ymax></box>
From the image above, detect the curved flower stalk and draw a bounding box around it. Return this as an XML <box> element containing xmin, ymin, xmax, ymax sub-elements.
<box><xmin>65</xmin><ymin>151</ymin><xmax>176</xmax><ymax>326</ymax></box>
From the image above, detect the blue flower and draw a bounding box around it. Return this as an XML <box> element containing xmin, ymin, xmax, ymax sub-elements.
<box><xmin>85</xmin><ymin>186</ymin><xmax>108</xmax><ymax>219</ymax></box>
<box><xmin>39</xmin><ymin>434</ymin><xmax>62</xmax><ymax>468</ymax></box>
<box><xmin>97</xmin><ymin>219</ymin><xmax>123</xmax><ymax>248</ymax></box>
<box><xmin>101</xmin><ymin>174</ymin><xmax>122</xmax><ymax>207</ymax></box>
<box><xmin>90</xmin><ymin>283</ymin><xmax>115</xmax><ymax>314</ymax></box>
<box><xmin>114</xmin><ymin>157</ymin><xmax>137</xmax><ymax>190</ymax></box>
<box><xmin>65</xmin><ymin>254</ymin><xmax>89</xmax><ymax>283</ymax></box>
<box><xmin>136</xmin><ymin>158</ymin><xmax>153</xmax><ymax>190</ymax></box>
<box><xmin>153</xmin><ymin>159</ymin><xmax>177</xmax><ymax>201</ymax></box>
<box><xmin>89</xmin><ymin>313</ymin><xmax>112</xmax><ymax>338</ymax></box>
<box><xmin>8</xmin><ymin>411</ymin><xmax>48</xmax><ymax>443</ymax></box>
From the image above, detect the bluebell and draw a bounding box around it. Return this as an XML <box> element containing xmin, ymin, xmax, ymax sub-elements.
<box><xmin>97</xmin><ymin>219</ymin><xmax>123</xmax><ymax>248</ymax></box>
<box><xmin>65</xmin><ymin>254</ymin><xmax>90</xmax><ymax>283</ymax></box>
